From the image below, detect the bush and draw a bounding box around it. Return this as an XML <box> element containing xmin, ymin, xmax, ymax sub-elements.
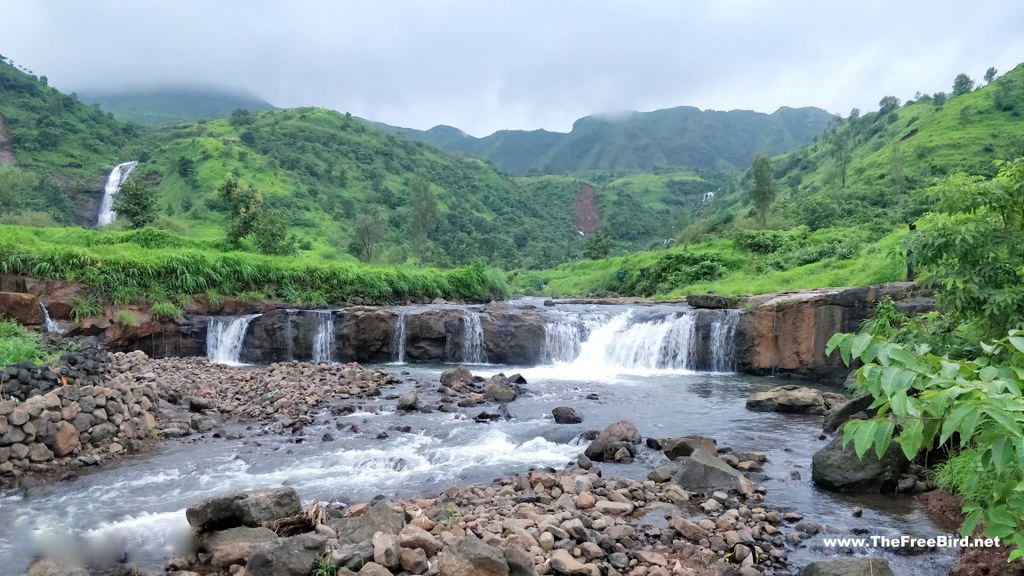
<box><xmin>149</xmin><ymin>301</ymin><xmax>183</xmax><ymax>322</ymax></box>
<box><xmin>0</xmin><ymin>318</ymin><xmax>56</xmax><ymax>369</ymax></box>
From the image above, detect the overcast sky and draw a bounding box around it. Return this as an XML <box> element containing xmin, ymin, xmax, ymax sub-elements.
<box><xmin>4</xmin><ymin>1</ymin><xmax>1023</xmax><ymax>136</ymax></box>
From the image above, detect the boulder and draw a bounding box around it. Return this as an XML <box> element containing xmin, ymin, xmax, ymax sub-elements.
<box><xmin>436</xmin><ymin>534</ymin><xmax>509</xmax><ymax>576</ymax></box>
<box><xmin>328</xmin><ymin>500</ymin><xmax>405</xmax><ymax>545</ymax></box>
<box><xmin>186</xmin><ymin>487</ymin><xmax>303</xmax><ymax>533</ymax></box>
<box><xmin>812</xmin><ymin>433</ymin><xmax>910</xmax><ymax>492</ymax></box>
<box><xmin>397</xmin><ymin>392</ymin><xmax>419</xmax><ymax>412</ymax></box>
<box><xmin>197</xmin><ymin>526</ymin><xmax>279</xmax><ymax>568</ymax></box>
<box><xmin>484</xmin><ymin>375</ymin><xmax>518</xmax><ymax>402</ymax></box>
<box><xmin>0</xmin><ymin>292</ymin><xmax>43</xmax><ymax>325</ymax></box>
<box><xmin>440</xmin><ymin>366</ymin><xmax>475</xmax><ymax>389</ymax></box>
<box><xmin>799</xmin><ymin>558</ymin><xmax>894</xmax><ymax>576</ymax></box>
<box><xmin>551</xmin><ymin>407</ymin><xmax>583</xmax><ymax>424</ymax></box>
<box><xmin>548</xmin><ymin>548</ymin><xmax>590</xmax><ymax>575</ymax></box>
<box><xmin>358</xmin><ymin>562</ymin><xmax>393</xmax><ymax>576</ymax></box>
<box><xmin>823</xmin><ymin>394</ymin><xmax>874</xmax><ymax>433</ymax></box>
<box><xmin>372</xmin><ymin>531</ymin><xmax>401</xmax><ymax>569</ymax></box>
<box><xmin>670</xmin><ymin>448</ymin><xmax>745</xmax><ymax>492</ymax></box>
<box><xmin>398</xmin><ymin>524</ymin><xmax>441</xmax><ymax>556</ymax></box>
<box><xmin>746</xmin><ymin>385</ymin><xmax>825</xmax><ymax>414</ymax></box>
<box><xmin>246</xmin><ymin>533</ymin><xmax>327</xmax><ymax>576</ymax></box>
<box><xmin>659</xmin><ymin>436</ymin><xmax>716</xmax><ymax>460</ymax></box>
<box><xmin>584</xmin><ymin>420</ymin><xmax>641</xmax><ymax>462</ymax></box>
<box><xmin>503</xmin><ymin>543</ymin><xmax>538</xmax><ymax>576</ymax></box>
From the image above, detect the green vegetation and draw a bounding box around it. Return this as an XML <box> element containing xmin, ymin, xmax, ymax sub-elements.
<box><xmin>0</xmin><ymin>226</ymin><xmax>509</xmax><ymax>307</ymax></box>
<box><xmin>112</xmin><ymin>176</ymin><xmax>159</xmax><ymax>229</ymax></box>
<box><xmin>78</xmin><ymin>89</ymin><xmax>277</xmax><ymax>126</ymax></box>
<box><xmin>0</xmin><ymin>318</ymin><xmax>58</xmax><ymax>371</ymax></box>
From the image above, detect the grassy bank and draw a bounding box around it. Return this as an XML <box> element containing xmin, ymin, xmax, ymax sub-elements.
<box><xmin>512</xmin><ymin>224</ymin><xmax>906</xmax><ymax>298</ymax></box>
<box><xmin>0</xmin><ymin>226</ymin><xmax>510</xmax><ymax>312</ymax></box>
<box><xmin>0</xmin><ymin>318</ymin><xmax>56</xmax><ymax>369</ymax></box>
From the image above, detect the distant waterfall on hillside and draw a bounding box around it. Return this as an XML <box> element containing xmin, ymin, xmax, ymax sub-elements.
<box><xmin>96</xmin><ymin>161</ymin><xmax>139</xmax><ymax>226</ymax></box>
<box><xmin>207</xmin><ymin>315</ymin><xmax>260</xmax><ymax>365</ymax></box>
<box><xmin>312</xmin><ymin>311</ymin><xmax>335</xmax><ymax>363</ymax></box>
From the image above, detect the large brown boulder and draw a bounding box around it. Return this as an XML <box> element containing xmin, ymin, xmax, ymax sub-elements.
<box><xmin>186</xmin><ymin>487</ymin><xmax>303</xmax><ymax>533</ymax></box>
<box><xmin>339</xmin><ymin>308</ymin><xmax>398</xmax><ymax>363</ymax></box>
<box><xmin>0</xmin><ymin>292</ymin><xmax>43</xmax><ymax>325</ymax></box>
<box><xmin>584</xmin><ymin>420</ymin><xmax>641</xmax><ymax>462</ymax></box>
<box><xmin>669</xmin><ymin>448</ymin><xmax>745</xmax><ymax>492</ymax></box>
<box><xmin>746</xmin><ymin>385</ymin><xmax>826</xmax><ymax>414</ymax></box>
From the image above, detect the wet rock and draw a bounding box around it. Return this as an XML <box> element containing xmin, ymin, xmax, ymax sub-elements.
<box><xmin>437</xmin><ymin>534</ymin><xmax>509</xmax><ymax>576</ymax></box>
<box><xmin>551</xmin><ymin>407</ymin><xmax>583</xmax><ymax>424</ymax></box>
<box><xmin>246</xmin><ymin>533</ymin><xmax>327</xmax><ymax>576</ymax></box>
<box><xmin>398</xmin><ymin>392</ymin><xmax>419</xmax><ymax>412</ymax></box>
<box><xmin>670</xmin><ymin>448</ymin><xmax>745</xmax><ymax>492</ymax></box>
<box><xmin>799</xmin><ymin>558</ymin><xmax>895</xmax><ymax>576</ymax></box>
<box><xmin>484</xmin><ymin>375</ymin><xmax>518</xmax><ymax>402</ymax></box>
<box><xmin>746</xmin><ymin>385</ymin><xmax>826</xmax><ymax>414</ymax></box>
<box><xmin>440</xmin><ymin>366</ymin><xmax>475</xmax><ymax>389</ymax></box>
<box><xmin>811</xmin><ymin>434</ymin><xmax>909</xmax><ymax>492</ymax></box>
<box><xmin>658</xmin><ymin>435</ymin><xmax>717</xmax><ymax>460</ymax></box>
<box><xmin>583</xmin><ymin>420</ymin><xmax>641</xmax><ymax>462</ymax></box>
<box><xmin>186</xmin><ymin>487</ymin><xmax>303</xmax><ymax>533</ymax></box>
<box><xmin>328</xmin><ymin>500</ymin><xmax>405</xmax><ymax>544</ymax></box>
<box><xmin>822</xmin><ymin>394</ymin><xmax>875</xmax><ymax>434</ymax></box>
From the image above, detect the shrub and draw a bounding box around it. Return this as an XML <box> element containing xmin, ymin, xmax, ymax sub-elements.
<box><xmin>71</xmin><ymin>295</ymin><xmax>101</xmax><ymax>322</ymax></box>
<box><xmin>149</xmin><ymin>301</ymin><xmax>183</xmax><ymax>322</ymax></box>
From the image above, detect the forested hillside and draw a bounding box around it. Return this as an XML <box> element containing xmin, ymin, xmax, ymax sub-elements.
<box><xmin>373</xmin><ymin>105</ymin><xmax>833</xmax><ymax>174</ymax></box>
<box><xmin>79</xmin><ymin>89</ymin><xmax>278</xmax><ymax>126</ymax></box>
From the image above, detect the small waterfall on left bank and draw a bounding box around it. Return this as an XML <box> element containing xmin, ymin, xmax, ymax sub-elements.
<box><xmin>96</xmin><ymin>161</ymin><xmax>139</xmax><ymax>226</ymax></box>
<box><xmin>708</xmin><ymin>309</ymin><xmax>741</xmax><ymax>372</ymax></box>
<box><xmin>39</xmin><ymin>303</ymin><xmax>63</xmax><ymax>334</ymax></box>
<box><xmin>312</xmin><ymin>311</ymin><xmax>335</xmax><ymax>363</ymax></box>
<box><xmin>207</xmin><ymin>314</ymin><xmax>260</xmax><ymax>364</ymax></box>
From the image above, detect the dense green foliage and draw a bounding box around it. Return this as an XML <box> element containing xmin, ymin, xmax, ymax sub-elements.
<box><xmin>375</xmin><ymin>106</ymin><xmax>833</xmax><ymax>174</ymax></box>
<box><xmin>828</xmin><ymin>331</ymin><xmax>1024</xmax><ymax>561</ymax></box>
<box><xmin>750</xmin><ymin>153</ymin><xmax>776</xmax><ymax>225</ymax></box>
<box><xmin>0</xmin><ymin>226</ymin><xmax>510</xmax><ymax>306</ymax></box>
<box><xmin>79</xmin><ymin>89</ymin><xmax>277</xmax><ymax>126</ymax></box>
<box><xmin>0</xmin><ymin>318</ymin><xmax>56</xmax><ymax>371</ymax></box>
<box><xmin>111</xmin><ymin>176</ymin><xmax>159</xmax><ymax>229</ymax></box>
<box><xmin>909</xmin><ymin>158</ymin><xmax>1024</xmax><ymax>338</ymax></box>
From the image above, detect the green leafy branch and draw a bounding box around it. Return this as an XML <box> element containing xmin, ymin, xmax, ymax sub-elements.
<box><xmin>827</xmin><ymin>330</ymin><xmax>1024</xmax><ymax>562</ymax></box>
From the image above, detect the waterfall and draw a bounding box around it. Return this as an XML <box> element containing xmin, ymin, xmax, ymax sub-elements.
<box><xmin>312</xmin><ymin>311</ymin><xmax>335</xmax><ymax>363</ymax></box>
<box><xmin>96</xmin><ymin>161</ymin><xmax>139</xmax><ymax>226</ymax></box>
<box><xmin>391</xmin><ymin>312</ymin><xmax>407</xmax><ymax>363</ymax></box>
<box><xmin>461</xmin><ymin>312</ymin><xmax>487</xmax><ymax>363</ymax></box>
<box><xmin>39</xmin><ymin>303</ymin><xmax>63</xmax><ymax>334</ymax></box>
<box><xmin>542</xmin><ymin>312</ymin><xmax>607</xmax><ymax>363</ymax></box>
<box><xmin>284</xmin><ymin>310</ymin><xmax>295</xmax><ymax>361</ymax></box>
<box><xmin>708</xmin><ymin>309</ymin><xmax>741</xmax><ymax>372</ymax></box>
<box><xmin>207</xmin><ymin>314</ymin><xmax>260</xmax><ymax>365</ymax></box>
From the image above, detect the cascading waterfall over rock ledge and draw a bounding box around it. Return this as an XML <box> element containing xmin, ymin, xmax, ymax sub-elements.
<box><xmin>96</xmin><ymin>161</ymin><xmax>139</xmax><ymax>226</ymax></box>
<box><xmin>391</xmin><ymin>311</ymin><xmax>407</xmax><ymax>363</ymax></box>
<box><xmin>312</xmin><ymin>311</ymin><xmax>335</xmax><ymax>363</ymax></box>
<box><xmin>460</xmin><ymin>311</ymin><xmax>487</xmax><ymax>363</ymax></box>
<box><xmin>206</xmin><ymin>314</ymin><xmax>261</xmax><ymax>364</ymax></box>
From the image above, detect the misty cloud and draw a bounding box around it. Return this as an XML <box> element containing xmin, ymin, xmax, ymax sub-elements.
<box><xmin>4</xmin><ymin>0</ymin><xmax>1023</xmax><ymax>136</ymax></box>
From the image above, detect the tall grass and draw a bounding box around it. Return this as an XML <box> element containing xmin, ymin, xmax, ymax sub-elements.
<box><xmin>0</xmin><ymin>226</ymin><xmax>509</xmax><ymax>306</ymax></box>
<box><xmin>0</xmin><ymin>318</ymin><xmax>54</xmax><ymax>369</ymax></box>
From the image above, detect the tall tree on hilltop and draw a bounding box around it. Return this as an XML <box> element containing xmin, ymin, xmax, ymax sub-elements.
<box><xmin>984</xmin><ymin>67</ymin><xmax>998</xmax><ymax>84</ymax></box>
<box><xmin>750</xmin><ymin>152</ymin><xmax>776</xmax><ymax>227</ymax></box>
<box><xmin>409</xmin><ymin>168</ymin><xmax>437</xmax><ymax>267</ymax></box>
<box><xmin>953</xmin><ymin>73</ymin><xmax>975</xmax><ymax>96</ymax></box>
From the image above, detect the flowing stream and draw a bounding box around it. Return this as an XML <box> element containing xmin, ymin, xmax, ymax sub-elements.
<box><xmin>96</xmin><ymin>161</ymin><xmax>138</xmax><ymax>226</ymax></box>
<box><xmin>0</xmin><ymin>301</ymin><xmax>957</xmax><ymax>575</ymax></box>
<box><xmin>312</xmin><ymin>311</ymin><xmax>335</xmax><ymax>363</ymax></box>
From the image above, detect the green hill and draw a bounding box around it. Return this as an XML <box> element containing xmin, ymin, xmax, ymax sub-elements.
<box><xmin>372</xmin><ymin>105</ymin><xmax>833</xmax><ymax>175</ymax></box>
<box><xmin>79</xmin><ymin>88</ymin><xmax>278</xmax><ymax>126</ymax></box>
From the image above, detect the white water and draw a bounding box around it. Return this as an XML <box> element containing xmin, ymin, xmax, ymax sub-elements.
<box><xmin>312</xmin><ymin>311</ymin><xmax>335</xmax><ymax>363</ymax></box>
<box><xmin>39</xmin><ymin>303</ymin><xmax>63</xmax><ymax>334</ymax></box>
<box><xmin>391</xmin><ymin>312</ymin><xmax>407</xmax><ymax>363</ymax></box>
<box><xmin>96</xmin><ymin>161</ymin><xmax>139</xmax><ymax>226</ymax></box>
<box><xmin>541</xmin><ymin>311</ymin><xmax>607</xmax><ymax>363</ymax></box>
<box><xmin>206</xmin><ymin>315</ymin><xmax>260</xmax><ymax>365</ymax></box>
<box><xmin>709</xmin><ymin>309</ymin><xmax>741</xmax><ymax>372</ymax></box>
<box><xmin>460</xmin><ymin>312</ymin><xmax>487</xmax><ymax>363</ymax></box>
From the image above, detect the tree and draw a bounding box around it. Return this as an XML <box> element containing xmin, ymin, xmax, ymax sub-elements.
<box><xmin>932</xmin><ymin>92</ymin><xmax>948</xmax><ymax>106</ymax></box>
<box><xmin>910</xmin><ymin>157</ymin><xmax>1024</xmax><ymax>336</ymax></box>
<box><xmin>878</xmin><ymin>95</ymin><xmax>901</xmax><ymax>115</ymax></box>
<box><xmin>952</xmin><ymin>73</ymin><xmax>974</xmax><ymax>96</ymax></box>
<box><xmin>887</xmin><ymin>141</ymin><xmax>906</xmax><ymax>195</ymax></box>
<box><xmin>409</xmin><ymin>169</ymin><xmax>437</xmax><ymax>266</ymax></box>
<box><xmin>252</xmin><ymin>210</ymin><xmax>297</xmax><ymax>256</ymax></box>
<box><xmin>984</xmin><ymin>67</ymin><xmax>998</xmax><ymax>84</ymax></box>
<box><xmin>823</xmin><ymin>117</ymin><xmax>852</xmax><ymax>189</ymax></box>
<box><xmin>350</xmin><ymin>208</ymin><xmax>384</xmax><ymax>263</ymax></box>
<box><xmin>217</xmin><ymin>174</ymin><xmax>263</xmax><ymax>245</ymax></box>
<box><xmin>848</xmin><ymin>107</ymin><xmax>860</xmax><ymax>123</ymax></box>
<box><xmin>0</xmin><ymin>165</ymin><xmax>38</xmax><ymax>211</ymax></box>
<box><xmin>111</xmin><ymin>176</ymin><xmax>158</xmax><ymax>229</ymax></box>
<box><xmin>750</xmin><ymin>153</ymin><xmax>776</xmax><ymax>227</ymax></box>
<box><xmin>582</xmin><ymin>233</ymin><xmax>613</xmax><ymax>259</ymax></box>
